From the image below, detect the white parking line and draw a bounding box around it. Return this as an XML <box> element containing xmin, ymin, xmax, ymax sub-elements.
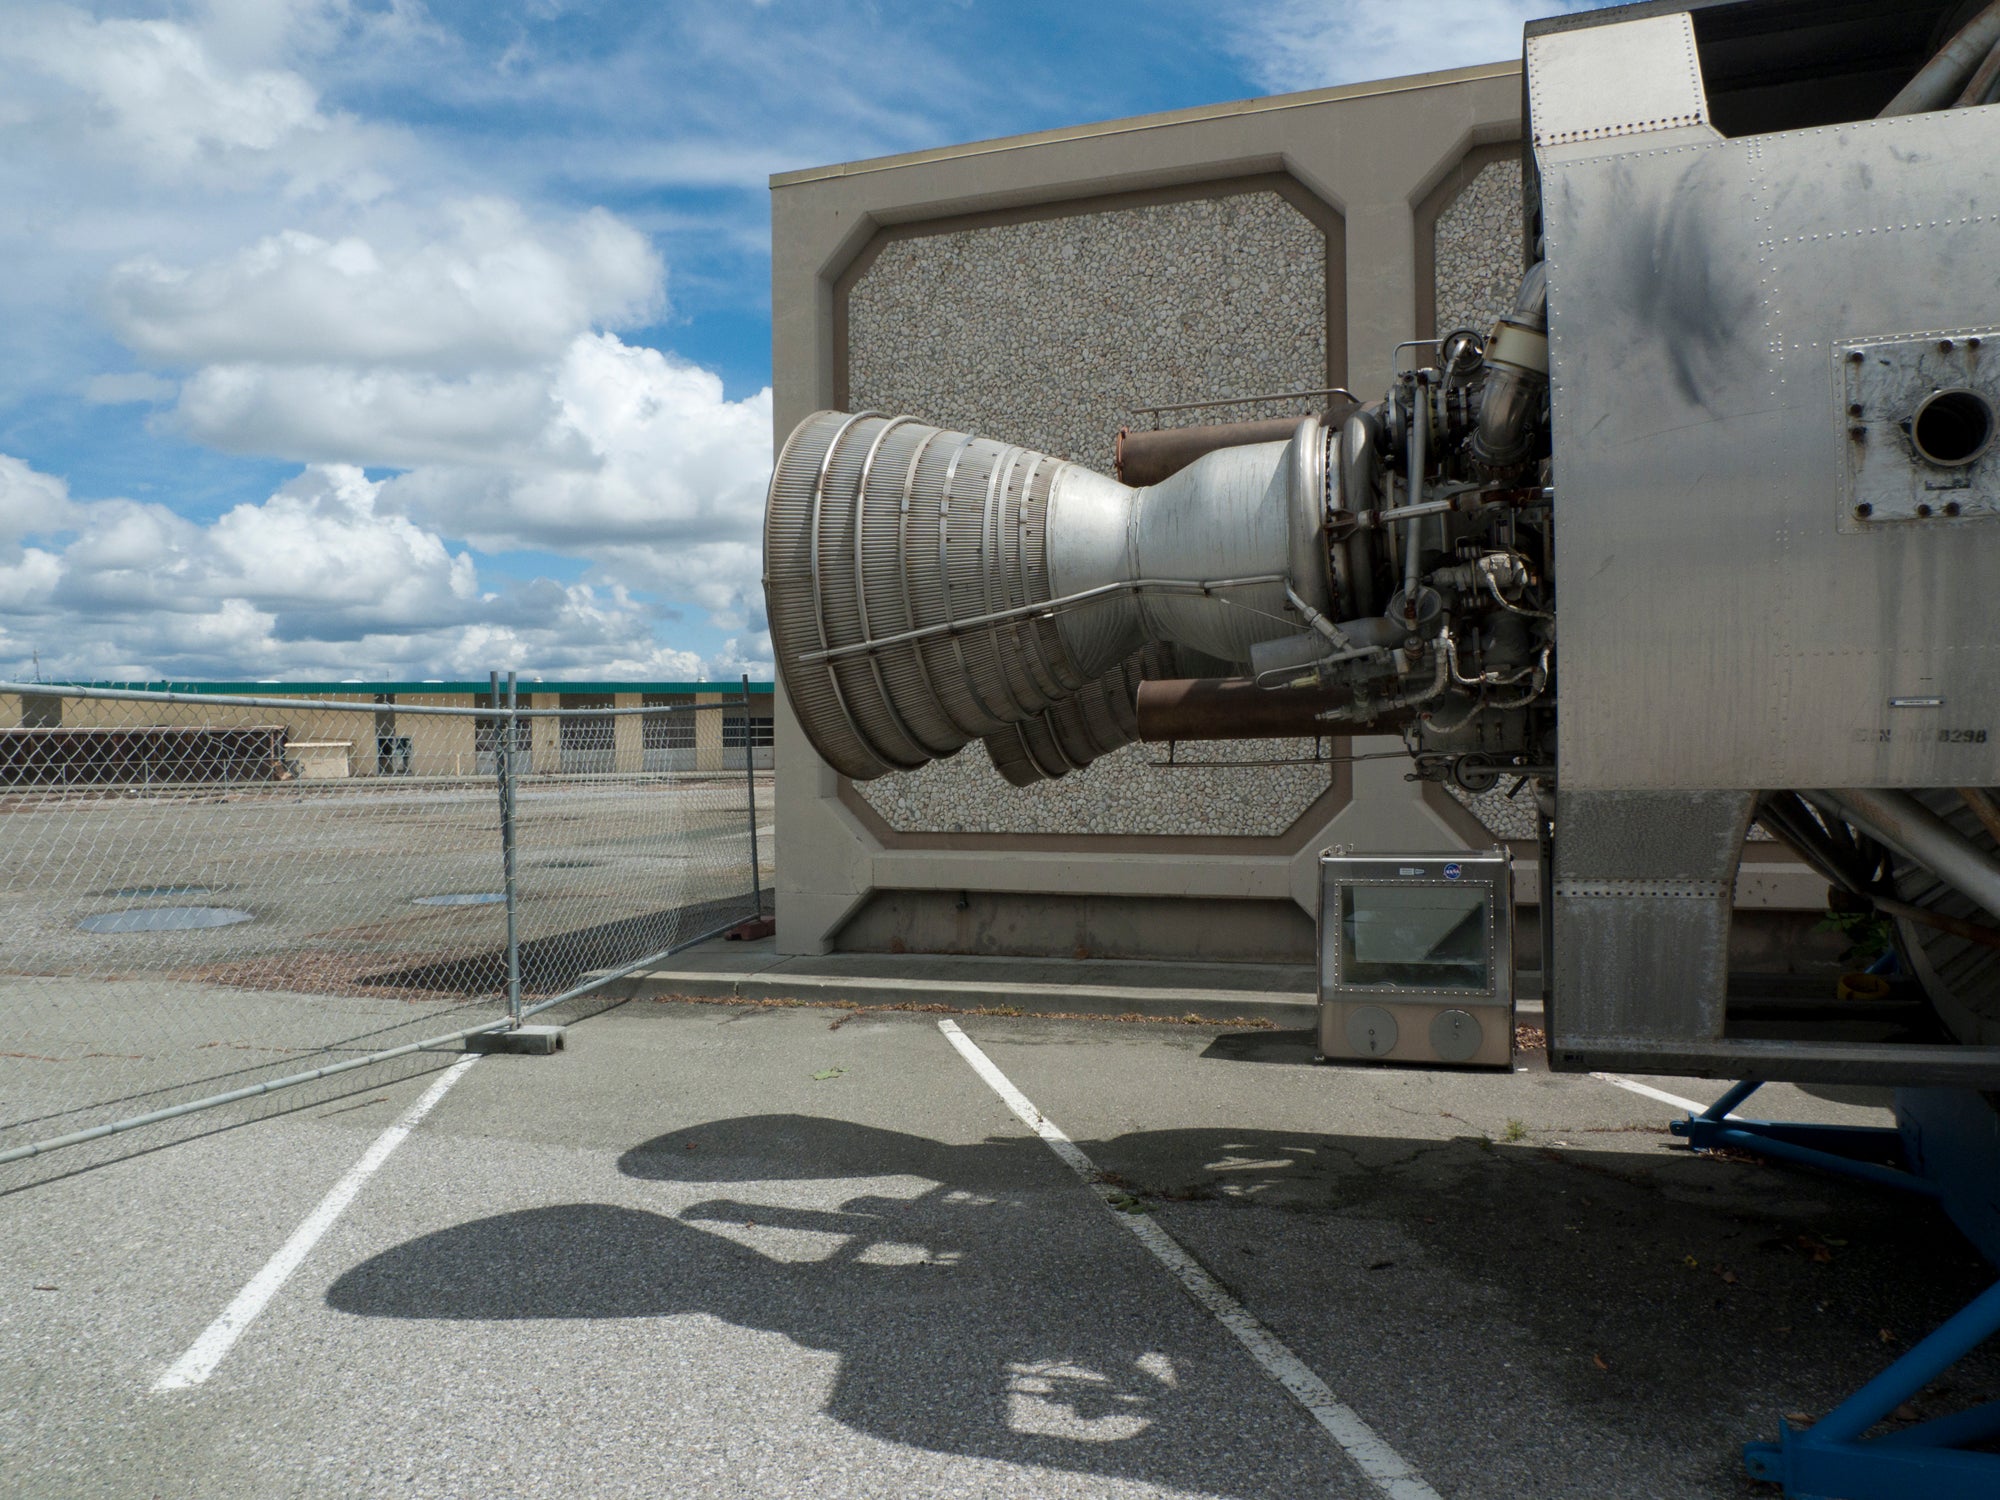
<box><xmin>1587</xmin><ymin>1072</ymin><xmax>1720</xmax><ymax>1116</ymax></box>
<box><xmin>937</xmin><ymin>1019</ymin><xmax>1443</xmax><ymax>1500</ymax></box>
<box><xmin>152</xmin><ymin>1055</ymin><xmax>480</xmax><ymax>1392</ymax></box>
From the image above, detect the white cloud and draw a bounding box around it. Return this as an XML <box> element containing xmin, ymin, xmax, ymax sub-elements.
<box><xmin>0</xmin><ymin>549</ymin><xmax>66</xmax><ymax>610</ymax></box>
<box><xmin>106</xmin><ymin>201</ymin><xmax>662</xmax><ymax>368</ymax></box>
<box><xmin>209</xmin><ymin>465</ymin><xmax>479</xmax><ymax>627</ymax></box>
<box><xmin>0</xmin><ymin>450</ymin><xmax>762</xmax><ymax>681</ymax></box>
<box><xmin>29</xmin><ymin>4</ymin><xmax>767</xmax><ymax>667</ymax></box>
<box><xmin>383</xmin><ymin>334</ymin><xmax>773</xmax><ymax>543</ymax></box>
<box><xmin>0</xmin><ymin>2</ymin><xmax>903</xmax><ymax>682</ymax></box>
<box><xmin>178</xmin><ymin>332</ymin><xmax>775</xmax><ymax>622</ymax></box>
<box><xmin>6</xmin><ymin>9</ymin><xmax>324</xmax><ymax>165</ymax></box>
<box><xmin>0</xmin><ymin>453</ymin><xmax>75</xmax><ymax>549</ymax></box>
<box><xmin>1228</xmin><ymin>1</ymin><xmax>1603</xmax><ymax>94</ymax></box>
<box><xmin>178</xmin><ymin>363</ymin><xmax>558</xmax><ymax>466</ymax></box>
<box><xmin>0</xmin><ymin>4</ymin><xmax>398</xmax><ymax>201</ymax></box>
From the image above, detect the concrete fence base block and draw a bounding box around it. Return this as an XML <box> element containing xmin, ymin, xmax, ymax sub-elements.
<box><xmin>465</xmin><ymin>1025</ymin><xmax>566</xmax><ymax>1056</ymax></box>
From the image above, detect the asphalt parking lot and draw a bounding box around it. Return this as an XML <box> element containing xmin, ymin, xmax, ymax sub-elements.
<box><xmin>0</xmin><ymin>776</ymin><xmax>768</xmax><ymax>1155</ymax></box>
<box><xmin>6</xmin><ymin>998</ymin><xmax>1998</xmax><ymax>1499</ymax></box>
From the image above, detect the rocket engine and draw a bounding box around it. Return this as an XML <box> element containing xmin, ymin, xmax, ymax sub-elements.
<box><xmin>764</xmin><ymin>0</ymin><xmax>2000</xmax><ymax>1088</ymax></box>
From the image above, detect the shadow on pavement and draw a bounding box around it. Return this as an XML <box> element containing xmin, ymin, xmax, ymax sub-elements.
<box><xmin>1197</xmin><ymin>1028</ymin><xmax>1321</xmax><ymax>1066</ymax></box>
<box><xmin>357</xmin><ymin>889</ymin><xmax>757</xmax><ymax>998</ymax></box>
<box><xmin>325</xmin><ymin>1114</ymin><xmax>1354</xmax><ymax>1497</ymax></box>
<box><xmin>325</xmin><ymin>1112</ymin><xmax>2000</xmax><ymax>1498</ymax></box>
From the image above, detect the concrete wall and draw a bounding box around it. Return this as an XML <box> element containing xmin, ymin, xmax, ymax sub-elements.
<box><xmin>528</xmin><ymin>693</ymin><xmax>560</xmax><ymax>774</ymax></box>
<box><xmin>695</xmin><ymin>692</ymin><xmax>726</xmax><ymax>772</ymax></box>
<box><xmin>613</xmin><ymin>692</ymin><xmax>643</xmax><ymax>773</ymax></box>
<box><xmin>841</xmin><ymin>183</ymin><xmax>1335</xmax><ymax>843</ymax></box>
<box><xmin>769</xmin><ymin>59</ymin><xmax>1826</xmax><ymax>961</ymax></box>
<box><xmin>28</xmin><ymin>690</ymin><xmax>385</xmax><ymax>773</ymax></box>
<box><xmin>396</xmin><ymin>693</ymin><xmax>475</xmax><ymax>776</ymax></box>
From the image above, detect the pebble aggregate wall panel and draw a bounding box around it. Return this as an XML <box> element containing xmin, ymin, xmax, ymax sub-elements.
<box><xmin>844</xmin><ymin>188</ymin><xmax>1334</xmax><ymax>838</ymax></box>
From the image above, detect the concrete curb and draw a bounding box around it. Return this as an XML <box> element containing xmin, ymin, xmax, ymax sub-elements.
<box><xmin>598</xmin><ymin>966</ymin><xmax>1548</xmax><ymax>1032</ymax></box>
<box><xmin>606</xmin><ymin>968</ymin><xmax>1317</xmax><ymax>1026</ymax></box>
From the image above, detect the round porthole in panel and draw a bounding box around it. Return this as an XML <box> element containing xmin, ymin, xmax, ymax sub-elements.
<box><xmin>1430</xmin><ymin>1009</ymin><xmax>1483</xmax><ymax>1063</ymax></box>
<box><xmin>1910</xmin><ymin>387</ymin><xmax>1994</xmax><ymax>468</ymax></box>
<box><xmin>1345</xmin><ymin>1005</ymin><xmax>1399</xmax><ymax>1057</ymax></box>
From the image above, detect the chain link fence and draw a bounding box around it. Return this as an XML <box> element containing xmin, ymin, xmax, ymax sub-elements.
<box><xmin>0</xmin><ymin>677</ymin><xmax>772</xmax><ymax>1165</ymax></box>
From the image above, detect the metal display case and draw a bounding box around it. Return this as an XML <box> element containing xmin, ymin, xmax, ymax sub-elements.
<box><xmin>1316</xmin><ymin>847</ymin><xmax>1514</xmax><ymax>1068</ymax></box>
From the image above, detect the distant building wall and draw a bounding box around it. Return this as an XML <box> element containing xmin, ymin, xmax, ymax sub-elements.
<box><xmin>2</xmin><ymin>682</ymin><xmax>773</xmax><ymax>783</ymax></box>
<box><xmin>694</xmin><ymin>692</ymin><xmax>726</xmax><ymax>772</ymax></box>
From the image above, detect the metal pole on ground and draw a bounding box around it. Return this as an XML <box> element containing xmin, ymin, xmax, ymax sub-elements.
<box><xmin>503</xmin><ymin>670</ymin><xmax>522</xmax><ymax>1027</ymax></box>
<box><xmin>741</xmin><ymin>673</ymin><xmax>762</xmax><ymax>918</ymax></box>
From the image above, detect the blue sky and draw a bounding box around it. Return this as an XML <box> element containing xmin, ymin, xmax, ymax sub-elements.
<box><xmin>0</xmin><ymin>0</ymin><xmax>1598</xmax><ymax>683</ymax></box>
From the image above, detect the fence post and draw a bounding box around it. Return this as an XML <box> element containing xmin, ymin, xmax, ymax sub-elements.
<box><xmin>741</xmin><ymin>673</ymin><xmax>762</xmax><ymax>918</ymax></box>
<box><xmin>502</xmin><ymin>670</ymin><xmax>522</xmax><ymax>1026</ymax></box>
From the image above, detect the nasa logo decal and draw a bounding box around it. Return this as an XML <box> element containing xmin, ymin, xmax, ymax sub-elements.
<box><xmin>1443</xmin><ymin>862</ymin><xmax>1463</xmax><ymax>881</ymax></box>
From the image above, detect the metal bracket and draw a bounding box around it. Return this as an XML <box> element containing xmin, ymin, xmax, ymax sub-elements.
<box><xmin>1670</xmin><ymin>1081</ymin><xmax>1938</xmax><ymax>1199</ymax></box>
<box><xmin>1742</xmin><ymin>1279</ymin><xmax>2000</xmax><ymax>1498</ymax></box>
<box><xmin>1670</xmin><ymin>1082</ymin><xmax>2000</xmax><ymax>1496</ymax></box>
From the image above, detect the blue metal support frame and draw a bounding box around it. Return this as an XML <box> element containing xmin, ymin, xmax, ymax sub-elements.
<box><xmin>1741</xmin><ymin>1279</ymin><xmax>2000</xmax><ymax>1499</ymax></box>
<box><xmin>1668</xmin><ymin>1082</ymin><xmax>1939</xmax><ymax>1198</ymax></box>
<box><xmin>1668</xmin><ymin>1081</ymin><xmax>2000</xmax><ymax>1497</ymax></box>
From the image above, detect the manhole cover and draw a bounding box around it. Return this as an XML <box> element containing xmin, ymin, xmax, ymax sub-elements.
<box><xmin>108</xmin><ymin>884</ymin><xmax>214</xmax><ymax>899</ymax></box>
<box><xmin>79</xmin><ymin>907</ymin><xmax>254</xmax><ymax>934</ymax></box>
<box><xmin>414</xmin><ymin>893</ymin><xmax>507</xmax><ymax>907</ymax></box>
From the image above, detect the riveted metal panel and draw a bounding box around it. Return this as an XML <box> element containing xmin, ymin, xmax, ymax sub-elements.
<box><xmin>1551</xmin><ymin>790</ymin><xmax>1748</xmax><ymax>1044</ymax></box>
<box><xmin>1525</xmin><ymin>12</ymin><xmax>1708</xmax><ymax>149</ymax></box>
<box><xmin>1540</xmin><ymin>103</ymin><xmax>2000</xmax><ymax>791</ymax></box>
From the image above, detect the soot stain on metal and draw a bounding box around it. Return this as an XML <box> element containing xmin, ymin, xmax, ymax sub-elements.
<box><xmin>1613</xmin><ymin>158</ymin><xmax>1760</xmax><ymax>412</ymax></box>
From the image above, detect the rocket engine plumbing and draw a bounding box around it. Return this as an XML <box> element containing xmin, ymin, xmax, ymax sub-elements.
<box><xmin>763</xmin><ymin>266</ymin><xmax>1555</xmax><ymax>803</ymax></box>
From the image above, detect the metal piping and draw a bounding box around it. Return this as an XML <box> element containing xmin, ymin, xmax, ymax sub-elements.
<box><xmin>1961</xmin><ymin>786</ymin><xmax>2000</xmax><ymax>845</ymax></box>
<box><xmin>987</xmin><ymin>651</ymin><xmax>1152</xmax><ymax>784</ymax></box>
<box><xmin>1804</xmin><ymin>788</ymin><xmax>2000</xmax><ymax>924</ymax></box>
<box><xmin>796</xmin><ymin>574</ymin><xmax>1286</xmax><ymax>665</ymax></box>
<box><xmin>1136</xmin><ymin>675</ymin><xmax>1412</xmax><ymax>741</ymax></box>
<box><xmin>1009</xmin><ymin>453</ymin><xmax>1069</xmax><ymax>706</ymax></box>
<box><xmin>1469</xmin><ymin>263</ymin><xmax>1548</xmax><ymax>474</ymax></box>
<box><xmin>1117</xmin><ymin>417</ymin><xmax>1302</xmax><ymax>487</ymax></box>
<box><xmin>1954</xmin><ymin>35</ymin><xmax>2000</xmax><ymax>105</ymax></box>
<box><xmin>1403</xmin><ymin>374</ymin><xmax>1428</xmax><ymax>607</ymax></box>
<box><xmin>1316</xmin><ymin>647</ymin><xmax>1452</xmax><ymax>725</ymax></box>
<box><xmin>1285</xmin><ymin>584</ymin><xmax>1352</xmax><ymax>650</ymax></box>
<box><xmin>978</xmin><ymin>444</ymin><xmax>1033</xmax><ymax>723</ymax></box>
<box><xmin>1338</xmin><ymin>408</ymin><xmax>1383</xmax><ymax>618</ymax></box>
<box><xmin>936</xmin><ymin>432</ymin><xmax>1012</xmax><ymax>734</ymax></box>
<box><xmin>1879</xmin><ymin>0</ymin><xmax>2000</xmax><ymax>116</ymax></box>
<box><xmin>1129</xmin><ymin>386</ymin><xmax>1358</xmax><ymax>419</ymax></box>
<box><xmin>892</xmin><ymin>426</ymin><xmax>957</xmax><ymax>756</ymax></box>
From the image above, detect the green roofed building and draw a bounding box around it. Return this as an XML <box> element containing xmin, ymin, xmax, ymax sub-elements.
<box><xmin>5</xmin><ymin>679</ymin><xmax>774</xmax><ymax>780</ymax></box>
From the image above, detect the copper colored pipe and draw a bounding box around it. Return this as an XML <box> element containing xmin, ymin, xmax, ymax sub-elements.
<box><xmin>1873</xmin><ymin>894</ymin><xmax>2000</xmax><ymax>956</ymax></box>
<box><xmin>1114</xmin><ymin>403</ymin><xmax>1357</xmax><ymax>487</ymax></box>
<box><xmin>1751</xmin><ymin>808</ymin><xmax>2000</xmax><ymax>957</ymax></box>
<box><xmin>1136</xmin><ymin>676</ymin><xmax>1412</xmax><ymax>741</ymax></box>
<box><xmin>1958</xmin><ymin>787</ymin><xmax>2000</xmax><ymax>846</ymax></box>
